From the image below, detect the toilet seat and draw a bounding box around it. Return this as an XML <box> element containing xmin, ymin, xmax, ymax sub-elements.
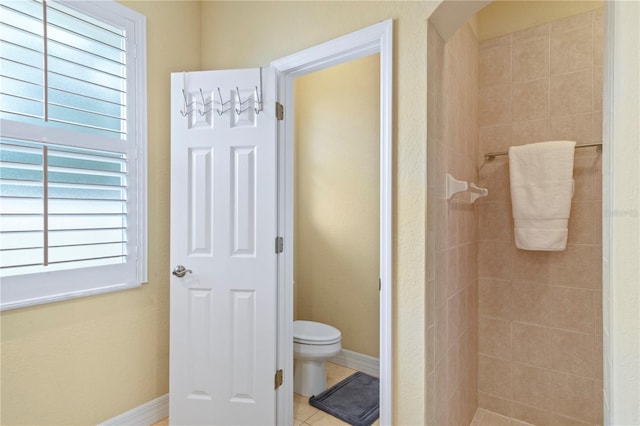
<box><xmin>294</xmin><ymin>320</ymin><xmax>341</xmax><ymax>345</ymax></box>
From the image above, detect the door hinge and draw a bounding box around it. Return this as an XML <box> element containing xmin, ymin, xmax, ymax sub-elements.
<box><xmin>276</xmin><ymin>102</ymin><xmax>284</xmax><ymax>120</ymax></box>
<box><xmin>275</xmin><ymin>369</ymin><xmax>283</xmax><ymax>389</ymax></box>
<box><xmin>275</xmin><ymin>236</ymin><xmax>284</xmax><ymax>254</ymax></box>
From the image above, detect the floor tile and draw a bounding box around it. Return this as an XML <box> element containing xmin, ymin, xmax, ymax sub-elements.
<box><xmin>294</xmin><ymin>392</ymin><xmax>319</xmax><ymax>422</ymax></box>
<box><xmin>471</xmin><ymin>408</ymin><xmax>535</xmax><ymax>426</ymax></box>
<box><xmin>305</xmin><ymin>410</ymin><xmax>351</xmax><ymax>426</ymax></box>
<box><xmin>325</xmin><ymin>362</ymin><xmax>357</xmax><ymax>387</ymax></box>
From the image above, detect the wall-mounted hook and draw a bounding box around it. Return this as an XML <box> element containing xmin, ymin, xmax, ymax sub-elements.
<box><xmin>215</xmin><ymin>88</ymin><xmax>231</xmax><ymax>116</ymax></box>
<box><xmin>234</xmin><ymin>86</ymin><xmax>255</xmax><ymax>115</ymax></box>
<box><xmin>254</xmin><ymin>67</ymin><xmax>263</xmax><ymax>115</ymax></box>
<box><xmin>235</xmin><ymin>87</ymin><xmax>245</xmax><ymax>115</ymax></box>
<box><xmin>179</xmin><ymin>89</ymin><xmax>196</xmax><ymax>117</ymax></box>
<box><xmin>254</xmin><ymin>85</ymin><xmax>262</xmax><ymax>115</ymax></box>
<box><xmin>197</xmin><ymin>88</ymin><xmax>214</xmax><ymax>116</ymax></box>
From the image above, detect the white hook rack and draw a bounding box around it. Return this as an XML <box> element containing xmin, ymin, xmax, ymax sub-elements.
<box><xmin>191</xmin><ymin>85</ymin><xmax>263</xmax><ymax>117</ymax></box>
<box><xmin>181</xmin><ymin>68</ymin><xmax>264</xmax><ymax>118</ymax></box>
<box><xmin>446</xmin><ymin>173</ymin><xmax>488</xmax><ymax>203</ymax></box>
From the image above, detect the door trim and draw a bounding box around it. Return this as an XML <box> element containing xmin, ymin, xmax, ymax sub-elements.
<box><xmin>271</xmin><ymin>19</ymin><xmax>393</xmax><ymax>425</ymax></box>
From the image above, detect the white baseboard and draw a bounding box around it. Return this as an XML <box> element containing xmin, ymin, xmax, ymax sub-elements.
<box><xmin>97</xmin><ymin>351</ymin><xmax>376</xmax><ymax>425</ymax></box>
<box><xmin>99</xmin><ymin>393</ymin><xmax>168</xmax><ymax>426</ymax></box>
<box><xmin>330</xmin><ymin>348</ymin><xmax>379</xmax><ymax>378</ymax></box>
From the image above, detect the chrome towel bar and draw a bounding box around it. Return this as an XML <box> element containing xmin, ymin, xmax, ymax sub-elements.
<box><xmin>485</xmin><ymin>142</ymin><xmax>603</xmax><ymax>161</ymax></box>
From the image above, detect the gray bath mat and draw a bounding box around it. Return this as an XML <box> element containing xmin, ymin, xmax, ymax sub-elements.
<box><xmin>309</xmin><ymin>372</ymin><xmax>379</xmax><ymax>426</ymax></box>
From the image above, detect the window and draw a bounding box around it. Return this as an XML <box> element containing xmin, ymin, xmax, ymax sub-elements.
<box><xmin>0</xmin><ymin>0</ymin><xmax>147</xmax><ymax>310</ymax></box>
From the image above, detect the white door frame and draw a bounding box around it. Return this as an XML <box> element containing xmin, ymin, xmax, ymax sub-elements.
<box><xmin>602</xmin><ymin>2</ymin><xmax>640</xmax><ymax>424</ymax></box>
<box><xmin>271</xmin><ymin>19</ymin><xmax>393</xmax><ymax>425</ymax></box>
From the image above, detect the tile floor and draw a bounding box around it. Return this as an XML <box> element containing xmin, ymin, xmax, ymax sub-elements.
<box><xmin>470</xmin><ymin>408</ymin><xmax>534</xmax><ymax>426</ymax></box>
<box><xmin>294</xmin><ymin>362</ymin><xmax>382</xmax><ymax>426</ymax></box>
<box><xmin>152</xmin><ymin>363</ymin><xmax>379</xmax><ymax>426</ymax></box>
<box><xmin>152</xmin><ymin>394</ymin><xmax>528</xmax><ymax>426</ymax></box>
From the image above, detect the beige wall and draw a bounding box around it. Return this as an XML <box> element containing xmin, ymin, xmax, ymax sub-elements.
<box><xmin>476</xmin><ymin>0</ymin><xmax>603</xmax><ymax>41</ymax></box>
<box><xmin>2</xmin><ymin>1</ymin><xmax>639</xmax><ymax>425</ymax></box>
<box><xmin>293</xmin><ymin>55</ymin><xmax>380</xmax><ymax>358</ymax></box>
<box><xmin>0</xmin><ymin>2</ymin><xmax>201</xmax><ymax>424</ymax></box>
<box><xmin>476</xmin><ymin>8</ymin><xmax>604</xmax><ymax>424</ymax></box>
<box><xmin>199</xmin><ymin>2</ymin><xmax>439</xmax><ymax>423</ymax></box>
<box><xmin>426</xmin><ymin>20</ymin><xmax>479</xmax><ymax>426</ymax></box>
<box><xmin>1</xmin><ymin>1</ymin><xmax>440</xmax><ymax>424</ymax></box>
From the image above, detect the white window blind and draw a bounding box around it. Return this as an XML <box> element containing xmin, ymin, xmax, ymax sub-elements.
<box><xmin>0</xmin><ymin>0</ymin><xmax>147</xmax><ymax>310</ymax></box>
<box><xmin>1</xmin><ymin>0</ymin><xmax>126</xmax><ymax>137</ymax></box>
<box><xmin>0</xmin><ymin>138</ymin><xmax>128</xmax><ymax>275</ymax></box>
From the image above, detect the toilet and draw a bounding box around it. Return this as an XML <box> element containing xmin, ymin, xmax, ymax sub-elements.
<box><xmin>293</xmin><ymin>320</ymin><xmax>342</xmax><ymax>397</ymax></box>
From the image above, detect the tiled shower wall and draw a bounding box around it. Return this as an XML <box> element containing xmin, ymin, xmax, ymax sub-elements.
<box><xmin>426</xmin><ymin>22</ymin><xmax>478</xmax><ymax>426</ymax></box>
<box><xmin>476</xmin><ymin>9</ymin><xmax>604</xmax><ymax>425</ymax></box>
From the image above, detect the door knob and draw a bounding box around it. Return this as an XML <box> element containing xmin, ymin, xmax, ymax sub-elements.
<box><xmin>172</xmin><ymin>265</ymin><xmax>192</xmax><ymax>278</ymax></box>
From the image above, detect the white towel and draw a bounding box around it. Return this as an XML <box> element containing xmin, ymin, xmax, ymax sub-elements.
<box><xmin>509</xmin><ymin>141</ymin><xmax>576</xmax><ymax>251</ymax></box>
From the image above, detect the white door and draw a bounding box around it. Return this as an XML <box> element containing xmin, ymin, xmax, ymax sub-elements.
<box><xmin>169</xmin><ymin>68</ymin><xmax>279</xmax><ymax>425</ymax></box>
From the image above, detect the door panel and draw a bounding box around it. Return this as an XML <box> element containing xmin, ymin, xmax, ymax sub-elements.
<box><xmin>170</xmin><ymin>68</ymin><xmax>278</xmax><ymax>425</ymax></box>
<box><xmin>230</xmin><ymin>289</ymin><xmax>256</xmax><ymax>402</ymax></box>
<box><xmin>187</xmin><ymin>288</ymin><xmax>214</xmax><ymax>400</ymax></box>
<box><xmin>231</xmin><ymin>146</ymin><xmax>256</xmax><ymax>256</ymax></box>
<box><xmin>188</xmin><ymin>148</ymin><xmax>213</xmax><ymax>256</ymax></box>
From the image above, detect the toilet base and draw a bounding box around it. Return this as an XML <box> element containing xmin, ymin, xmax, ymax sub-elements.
<box><xmin>294</xmin><ymin>359</ymin><xmax>328</xmax><ymax>397</ymax></box>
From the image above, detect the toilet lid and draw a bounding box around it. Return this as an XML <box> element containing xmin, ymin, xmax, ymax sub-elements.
<box><xmin>294</xmin><ymin>320</ymin><xmax>341</xmax><ymax>344</ymax></box>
